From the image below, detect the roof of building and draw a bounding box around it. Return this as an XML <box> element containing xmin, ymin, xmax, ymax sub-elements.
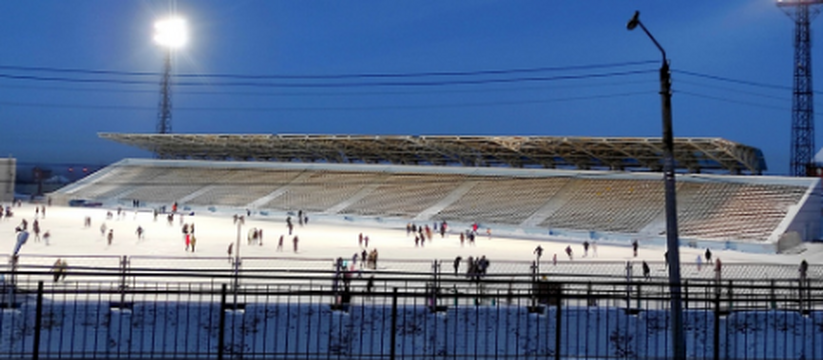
<box><xmin>99</xmin><ymin>133</ymin><xmax>767</xmax><ymax>174</ymax></box>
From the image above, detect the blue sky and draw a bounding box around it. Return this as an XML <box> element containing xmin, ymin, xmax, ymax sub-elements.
<box><xmin>0</xmin><ymin>1</ymin><xmax>814</xmax><ymax>175</ymax></box>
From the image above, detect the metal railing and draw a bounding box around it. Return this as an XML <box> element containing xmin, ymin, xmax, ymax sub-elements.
<box><xmin>0</xmin><ymin>266</ymin><xmax>821</xmax><ymax>360</ymax></box>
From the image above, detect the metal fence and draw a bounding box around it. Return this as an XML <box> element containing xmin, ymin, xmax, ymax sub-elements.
<box><xmin>0</xmin><ymin>265</ymin><xmax>822</xmax><ymax>360</ymax></box>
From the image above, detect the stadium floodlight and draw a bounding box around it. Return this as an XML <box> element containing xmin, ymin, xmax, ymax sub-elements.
<box><xmin>627</xmin><ymin>10</ymin><xmax>686</xmax><ymax>360</ymax></box>
<box><xmin>154</xmin><ymin>17</ymin><xmax>188</xmax><ymax>49</ymax></box>
<box><xmin>153</xmin><ymin>16</ymin><xmax>187</xmax><ymax>139</ymax></box>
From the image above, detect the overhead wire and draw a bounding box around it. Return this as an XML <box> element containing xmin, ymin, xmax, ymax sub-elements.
<box><xmin>0</xmin><ymin>60</ymin><xmax>659</xmax><ymax>79</ymax></box>
<box><xmin>0</xmin><ymin>91</ymin><xmax>654</xmax><ymax>112</ymax></box>
<box><xmin>0</xmin><ymin>69</ymin><xmax>659</xmax><ymax>88</ymax></box>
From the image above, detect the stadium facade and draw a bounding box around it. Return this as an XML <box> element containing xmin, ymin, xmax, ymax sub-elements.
<box><xmin>46</xmin><ymin>134</ymin><xmax>822</xmax><ymax>254</ymax></box>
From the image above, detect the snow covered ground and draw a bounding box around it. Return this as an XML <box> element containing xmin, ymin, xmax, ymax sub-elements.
<box><xmin>0</xmin><ymin>203</ymin><xmax>821</xmax><ymax>359</ymax></box>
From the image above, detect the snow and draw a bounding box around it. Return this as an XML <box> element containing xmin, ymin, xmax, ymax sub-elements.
<box><xmin>0</xmin><ymin>202</ymin><xmax>820</xmax><ymax>358</ymax></box>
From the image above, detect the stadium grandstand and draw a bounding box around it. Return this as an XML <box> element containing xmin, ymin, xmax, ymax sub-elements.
<box><xmin>50</xmin><ymin>133</ymin><xmax>821</xmax><ymax>253</ymax></box>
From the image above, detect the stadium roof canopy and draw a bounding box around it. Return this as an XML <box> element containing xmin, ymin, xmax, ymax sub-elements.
<box><xmin>100</xmin><ymin>133</ymin><xmax>767</xmax><ymax>174</ymax></box>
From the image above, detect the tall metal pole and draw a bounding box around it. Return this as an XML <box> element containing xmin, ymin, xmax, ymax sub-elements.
<box><xmin>157</xmin><ymin>50</ymin><xmax>173</xmax><ymax>135</ymax></box>
<box><xmin>627</xmin><ymin>11</ymin><xmax>685</xmax><ymax>360</ymax></box>
<box><xmin>779</xmin><ymin>1</ymin><xmax>823</xmax><ymax>176</ymax></box>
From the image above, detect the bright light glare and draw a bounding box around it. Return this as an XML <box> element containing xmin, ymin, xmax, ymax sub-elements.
<box><xmin>154</xmin><ymin>17</ymin><xmax>188</xmax><ymax>48</ymax></box>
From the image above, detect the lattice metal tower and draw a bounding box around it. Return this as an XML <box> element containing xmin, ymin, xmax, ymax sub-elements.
<box><xmin>156</xmin><ymin>51</ymin><xmax>172</xmax><ymax>134</ymax></box>
<box><xmin>779</xmin><ymin>0</ymin><xmax>823</xmax><ymax>176</ymax></box>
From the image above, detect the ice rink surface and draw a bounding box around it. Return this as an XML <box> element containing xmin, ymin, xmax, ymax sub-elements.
<box><xmin>2</xmin><ymin>203</ymin><xmax>820</xmax><ymax>268</ymax></box>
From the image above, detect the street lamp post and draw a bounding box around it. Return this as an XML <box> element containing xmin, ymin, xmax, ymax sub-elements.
<box><xmin>627</xmin><ymin>11</ymin><xmax>686</xmax><ymax>360</ymax></box>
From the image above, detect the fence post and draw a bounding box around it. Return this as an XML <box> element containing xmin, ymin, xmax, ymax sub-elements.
<box><xmin>390</xmin><ymin>287</ymin><xmax>398</xmax><ymax>360</ymax></box>
<box><xmin>32</xmin><ymin>281</ymin><xmax>44</xmax><ymax>360</ymax></box>
<box><xmin>554</xmin><ymin>287</ymin><xmax>562</xmax><ymax>360</ymax></box>
<box><xmin>770</xmin><ymin>280</ymin><xmax>777</xmax><ymax>310</ymax></box>
<box><xmin>625</xmin><ymin>261</ymin><xmax>632</xmax><ymax>308</ymax></box>
<box><xmin>217</xmin><ymin>284</ymin><xmax>227</xmax><ymax>360</ymax></box>
<box><xmin>119</xmin><ymin>255</ymin><xmax>128</xmax><ymax>305</ymax></box>
<box><xmin>713</xmin><ymin>281</ymin><xmax>720</xmax><ymax>360</ymax></box>
<box><xmin>684</xmin><ymin>280</ymin><xmax>689</xmax><ymax>310</ymax></box>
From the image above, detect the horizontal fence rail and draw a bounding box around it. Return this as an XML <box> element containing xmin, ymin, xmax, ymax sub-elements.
<box><xmin>0</xmin><ymin>263</ymin><xmax>821</xmax><ymax>359</ymax></box>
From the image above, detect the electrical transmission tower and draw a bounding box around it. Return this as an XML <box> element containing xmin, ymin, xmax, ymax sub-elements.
<box><xmin>157</xmin><ymin>51</ymin><xmax>173</xmax><ymax>135</ymax></box>
<box><xmin>779</xmin><ymin>0</ymin><xmax>823</xmax><ymax>176</ymax></box>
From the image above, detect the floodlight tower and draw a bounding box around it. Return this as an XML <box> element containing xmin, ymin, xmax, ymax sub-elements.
<box><xmin>153</xmin><ymin>17</ymin><xmax>187</xmax><ymax>135</ymax></box>
<box><xmin>778</xmin><ymin>0</ymin><xmax>823</xmax><ymax>176</ymax></box>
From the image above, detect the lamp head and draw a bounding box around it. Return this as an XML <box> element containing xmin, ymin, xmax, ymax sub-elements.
<box><xmin>627</xmin><ymin>11</ymin><xmax>640</xmax><ymax>31</ymax></box>
<box><xmin>154</xmin><ymin>17</ymin><xmax>188</xmax><ymax>49</ymax></box>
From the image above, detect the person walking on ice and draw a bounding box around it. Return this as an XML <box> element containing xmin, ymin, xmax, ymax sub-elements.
<box><xmin>107</xmin><ymin>229</ymin><xmax>114</xmax><ymax>246</ymax></box>
<box><xmin>227</xmin><ymin>243</ymin><xmax>234</xmax><ymax>263</ymax></box>
<box><xmin>534</xmin><ymin>245</ymin><xmax>543</xmax><ymax>262</ymax></box>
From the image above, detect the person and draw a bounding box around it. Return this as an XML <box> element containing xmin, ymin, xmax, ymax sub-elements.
<box><xmin>293</xmin><ymin>235</ymin><xmax>299</xmax><ymax>253</ymax></box>
<box><xmin>453</xmin><ymin>256</ymin><xmax>462</xmax><ymax>275</ymax></box>
<box><xmin>696</xmin><ymin>254</ymin><xmax>703</xmax><ymax>271</ymax></box>
<box><xmin>359</xmin><ymin>233</ymin><xmax>364</xmax><ymax>247</ymax></box>
<box><xmin>705</xmin><ymin>248</ymin><xmax>713</xmax><ymax>264</ymax></box>
<box><xmin>714</xmin><ymin>258</ymin><xmax>722</xmax><ymax>282</ymax></box>
<box><xmin>592</xmin><ymin>241</ymin><xmax>598</xmax><ymax>257</ymax></box>
<box><xmin>136</xmin><ymin>226</ymin><xmax>144</xmax><ymax>240</ymax></box>
<box><xmin>552</xmin><ymin>253</ymin><xmax>557</xmax><ymax>266</ymax></box>
<box><xmin>32</xmin><ymin>220</ymin><xmax>40</xmax><ymax>242</ymax></box>
<box><xmin>459</xmin><ymin>232</ymin><xmax>465</xmax><ymax>247</ymax></box>
<box><xmin>365</xmin><ymin>276</ymin><xmax>375</xmax><ymax>299</ymax></box>
<box><xmin>486</xmin><ymin>228</ymin><xmax>492</xmax><ymax>240</ymax></box>
<box><xmin>107</xmin><ymin>229</ymin><xmax>114</xmax><ymax>246</ymax></box>
<box><xmin>257</xmin><ymin>229</ymin><xmax>263</xmax><ymax>246</ymax></box>
<box><xmin>190</xmin><ymin>235</ymin><xmax>197</xmax><ymax>252</ymax></box>
<box><xmin>100</xmin><ymin>223</ymin><xmax>107</xmax><ymax>237</ymax></box>
<box><xmin>43</xmin><ymin>230</ymin><xmax>51</xmax><ymax>246</ymax></box>
<box><xmin>642</xmin><ymin>261</ymin><xmax>650</xmax><ymax>279</ymax></box>
<box><xmin>632</xmin><ymin>240</ymin><xmax>639</xmax><ymax>257</ymax></box>
<box><xmin>534</xmin><ymin>245</ymin><xmax>543</xmax><ymax>262</ymax></box>
<box><xmin>800</xmin><ymin>259</ymin><xmax>809</xmax><ymax>280</ymax></box>
<box><xmin>227</xmin><ymin>243</ymin><xmax>234</xmax><ymax>263</ymax></box>
<box><xmin>277</xmin><ymin>235</ymin><xmax>284</xmax><ymax>252</ymax></box>
<box><xmin>565</xmin><ymin>245</ymin><xmax>573</xmax><ymax>260</ymax></box>
<box><xmin>185</xmin><ymin>234</ymin><xmax>192</xmax><ymax>251</ymax></box>
<box><xmin>52</xmin><ymin>259</ymin><xmax>65</xmax><ymax>282</ymax></box>
<box><xmin>583</xmin><ymin>241</ymin><xmax>589</xmax><ymax>257</ymax></box>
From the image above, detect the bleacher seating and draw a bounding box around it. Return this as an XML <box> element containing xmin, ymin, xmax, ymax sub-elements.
<box><xmin>341</xmin><ymin>174</ymin><xmax>466</xmax><ymax>217</ymax></box>
<box><xmin>264</xmin><ymin>171</ymin><xmax>382</xmax><ymax>212</ymax></box>
<box><xmin>539</xmin><ymin>179</ymin><xmax>665</xmax><ymax>233</ymax></box>
<box><xmin>188</xmin><ymin>169</ymin><xmax>301</xmax><ymax>207</ymax></box>
<box><xmin>676</xmin><ymin>183</ymin><xmax>807</xmax><ymax>241</ymax></box>
<box><xmin>68</xmin><ymin>165</ymin><xmax>168</xmax><ymax>200</ymax></box>
<box><xmin>55</xmin><ymin>160</ymin><xmax>815</xmax><ymax>245</ymax></box>
<box><xmin>437</xmin><ymin>177</ymin><xmax>570</xmax><ymax>225</ymax></box>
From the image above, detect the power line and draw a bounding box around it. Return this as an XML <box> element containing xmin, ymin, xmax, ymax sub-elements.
<box><xmin>0</xmin><ymin>79</ymin><xmax>658</xmax><ymax>97</ymax></box>
<box><xmin>677</xmin><ymin>90</ymin><xmax>823</xmax><ymax>117</ymax></box>
<box><xmin>0</xmin><ymin>91</ymin><xmax>653</xmax><ymax>112</ymax></box>
<box><xmin>675</xmin><ymin>70</ymin><xmax>794</xmax><ymax>92</ymax></box>
<box><xmin>0</xmin><ymin>60</ymin><xmax>658</xmax><ymax>79</ymax></box>
<box><xmin>0</xmin><ymin>69</ymin><xmax>658</xmax><ymax>88</ymax></box>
